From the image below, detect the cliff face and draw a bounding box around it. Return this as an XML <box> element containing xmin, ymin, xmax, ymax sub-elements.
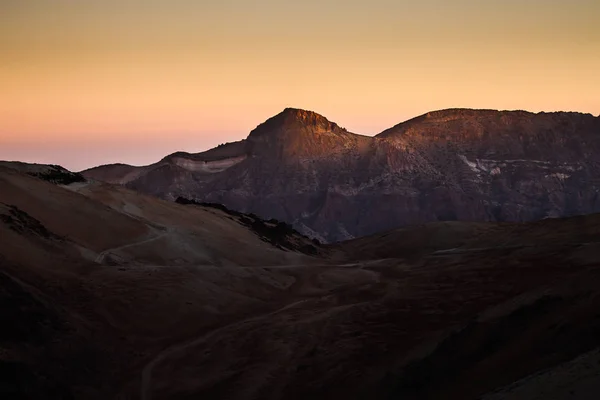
<box><xmin>83</xmin><ymin>108</ymin><xmax>600</xmax><ymax>242</ymax></box>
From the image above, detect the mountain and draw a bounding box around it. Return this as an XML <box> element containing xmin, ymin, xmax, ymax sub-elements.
<box><xmin>82</xmin><ymin>108</ymin><xmax>600</xmax><ymax>242</ymax></box>
<box><xmin>0</xmin><ymin>162</ymin><xmax>322</xmax><ymax>398</ymax></box>
<box><xmin>3</xmin><ymin>163</ymin><xmax>600</xmax><ymax>399</ymax></box>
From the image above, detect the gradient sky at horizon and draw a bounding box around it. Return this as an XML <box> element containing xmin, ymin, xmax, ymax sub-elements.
<box><xmin>1</xmin><ymin>0</ymin><xmax>599</xmax><ymax>171</ymax></box>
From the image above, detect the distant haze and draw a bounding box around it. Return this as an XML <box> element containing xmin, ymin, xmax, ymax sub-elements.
<box><xmin>1</xmin><ymin>0</ymin><xmax>599</xmax><ymax>171</ymax></box>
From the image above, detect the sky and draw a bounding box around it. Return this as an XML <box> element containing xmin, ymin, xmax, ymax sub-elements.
<box><xmin>1</xmin><ymin>0</ymin><xmax>599</xmax><ymax>171</ymax></box>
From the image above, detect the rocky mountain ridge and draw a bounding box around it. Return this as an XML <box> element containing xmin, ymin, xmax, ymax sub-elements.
<box><xmin>82</xmin><ymin>108</ymin><xmax>600</xmax><ymax>242</ymax></box>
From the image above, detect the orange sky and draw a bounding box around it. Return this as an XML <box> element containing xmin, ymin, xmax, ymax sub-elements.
<box><xmin>1</xmin><ymin>0</ymin><xmax>599</xmax><ymax>171</ymax></box>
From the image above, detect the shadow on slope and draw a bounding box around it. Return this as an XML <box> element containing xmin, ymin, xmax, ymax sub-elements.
<box><xmin>175</xmin><ymin>197</ymin><xmax>322</xmax><ymax>256</ymax></box>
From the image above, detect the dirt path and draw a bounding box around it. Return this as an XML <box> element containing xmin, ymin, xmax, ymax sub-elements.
<box><xmin>139</xmin><ymin>298</ymin><xmax>310</xmax><ymax>400</ymax></box>
<box><xmin>95</xmin><ymin>229</ymin><xmax>170</xmax><ymax>264</ymax></box>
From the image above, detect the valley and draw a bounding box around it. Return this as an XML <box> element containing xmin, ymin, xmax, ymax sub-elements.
<box><xmin>2</xmin><ymin>163</ymin><xmax>600</xmax><ymax>399</ymax></box>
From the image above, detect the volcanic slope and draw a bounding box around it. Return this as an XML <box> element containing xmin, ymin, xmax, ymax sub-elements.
<box><xmin>3</xmin><ymin>163</ymin><xmax>600</xmax><ymax>399</ymax></box>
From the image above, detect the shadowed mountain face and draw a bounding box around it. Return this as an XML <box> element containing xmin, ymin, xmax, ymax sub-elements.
<box><xmin>83</xmin><ymin>108</ymin><xmax>600</xmax><ymax>242</ymax></box>
<box><xmin>3</xmin><ymin>164</ymin><xmax>600</xmax><ymax>399</ymax></box>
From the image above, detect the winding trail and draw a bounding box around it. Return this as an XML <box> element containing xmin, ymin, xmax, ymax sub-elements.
<box><xmin>95</xmin><ymin>229</ymin><xmax>170</xmax><ymax>264</ymax></box>
<box><xmin>140</xmin><ymin>298</ymin><xmax>310</xmax><ymax>400</ymax></box>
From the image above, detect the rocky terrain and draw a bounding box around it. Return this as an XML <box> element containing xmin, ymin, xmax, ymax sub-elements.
<box><xmin>0</xmin><ymin>161</ymin><xmax>86</xmax><ymax>185</ymax></box>
<box><xmin>2</xmin><ymin>162</ymin><xmax>600</xmax><ymax>399</ymax></box>
<box><xmin>83</xmin><ymin>108</ymin><xmax>600</xmax><ymax>242</ymax></box>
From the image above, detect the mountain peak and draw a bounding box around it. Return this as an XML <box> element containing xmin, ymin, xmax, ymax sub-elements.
<box><xmin>280</xmin><ymin>107</ymin><xmax>326</xmax><ymax>119</ymax></box>
<box><xmin>247</xmin><ymin>108</ymin><xmax>342</xmax><ymax>140</ymax></box>
<box><xmin>267</xmin><ymin>107</ymin><xmax>333</xmax><ymax>127</ymax></box>
<box><xmin>376</xmin><ymin>108</ymin><xmax>597</xmax><ymax>140</ymax></box>
<box><xmin>244</xmin><ymin>108</ymin><xmax>361</xmax><ymax>158</ymax></box>
<box><xmin>277</xmin><ymin>107</ymin><xmax>325</xmax><ymax>118</ymax></box>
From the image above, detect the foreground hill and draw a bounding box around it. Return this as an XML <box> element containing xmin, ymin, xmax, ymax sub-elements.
<box><xmin>83</xmin><ymin>107</ymin><xmax>600</xmax><ymax>242</ymax></box>
<box><xmin>2</xmin><ymin>163</ymin><xmax>600</xmax><ymax>399</ymax></box>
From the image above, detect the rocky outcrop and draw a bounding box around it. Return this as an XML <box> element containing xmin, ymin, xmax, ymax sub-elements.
<box><xmin>175</xmin><ymin>197</ymin><xmax>323</xmax><ymax>256</ymax></box>
<box><xmin>0</xmin><ymin>162</ymin><xmax>86</xmax><ymax>185</ymax></box>
<box><xmin>82</xmin><ymin>108</ymin><xmax>600</xmax><ymax>242</ymax></box>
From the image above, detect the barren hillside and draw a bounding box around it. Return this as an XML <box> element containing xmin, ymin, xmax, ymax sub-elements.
<box><xmin>2</xmin><ymin>163</ymin><xmax>600</xmax><ymax>399</ymax></box>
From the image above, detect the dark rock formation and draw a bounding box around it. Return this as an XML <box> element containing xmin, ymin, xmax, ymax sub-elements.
<box><xmin>82</xmin><ymin>108</ymin><xmax>600</xmax><ymax>242</ymax></box>
<box><xmin>175</xmin><ymin>197</ymin><xmax>321</xmax><ymax>255</ymax></box>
